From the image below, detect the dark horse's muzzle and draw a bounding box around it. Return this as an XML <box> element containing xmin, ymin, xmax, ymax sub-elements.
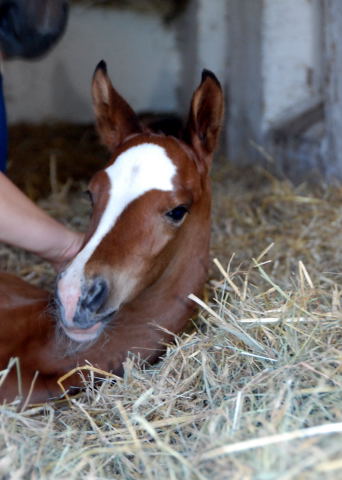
<box><xmin>0</xmin><ymin>0</ymin><xmax>69</xmax><ymax>59</ymax></box>
<box><xmin>0</xmin><ymin>72</ymin><xmax>6</xmax><ymax>172</ymax></box>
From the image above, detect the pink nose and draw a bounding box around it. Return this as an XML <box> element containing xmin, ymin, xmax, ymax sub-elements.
<box><xmin>57</xmin><ymin>277</ymin><xmax>110</xmax><ymax>330</ymax></box>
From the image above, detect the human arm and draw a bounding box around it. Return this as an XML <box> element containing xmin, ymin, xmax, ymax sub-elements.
<box><xmin>0</xmin><ymin>172</ymin><xmax>83</xmax><ymax>269</ymax></box>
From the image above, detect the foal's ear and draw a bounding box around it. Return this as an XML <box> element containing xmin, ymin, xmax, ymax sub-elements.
<box><xmin>185</xmin><ymin>70</ymin><xmax>224</xmax><ymax>167</ymax></box>
<box><xmin>92</xmin><ymin>60</ymin><xmax>142</xmax><ymax>152</ymax></box>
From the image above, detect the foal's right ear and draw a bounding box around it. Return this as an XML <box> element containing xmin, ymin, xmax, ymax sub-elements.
<box><xmin>92</xmin><ymin>60</ymin><xmax>143</xmax><ymax>152</ymax></box>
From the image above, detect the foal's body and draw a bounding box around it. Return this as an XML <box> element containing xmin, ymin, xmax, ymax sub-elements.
<box><xmin>0</xmin><ymin>63</ymin><xmax>223</xmax><ymax>403</ymax></box>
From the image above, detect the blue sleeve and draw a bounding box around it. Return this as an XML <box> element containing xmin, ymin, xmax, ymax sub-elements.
<box><xmin>0</xmin><ymin>74</ymin><xmax>7</xmax><ymax>172</ymax></box>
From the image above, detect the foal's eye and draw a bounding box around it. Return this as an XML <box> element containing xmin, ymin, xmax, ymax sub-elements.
<box><xmin>165</xmin><ymin>205</ymin><xmax>189</xmax><ymax>224</ymax></box>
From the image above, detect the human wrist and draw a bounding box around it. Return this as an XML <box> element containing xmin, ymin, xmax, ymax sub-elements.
<box><xmin>38</xmin><ymin>229</ymin><xmax>84</xmax><ymax>271</ymax></box>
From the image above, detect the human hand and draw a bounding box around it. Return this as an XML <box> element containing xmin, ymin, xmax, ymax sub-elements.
<box><xmin>44</xmin><ymin>230</ymin><xmax>85</xmax><ymax>272</ymax></box>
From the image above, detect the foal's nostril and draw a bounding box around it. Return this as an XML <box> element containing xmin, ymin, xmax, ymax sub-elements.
<box><xmin>82</xmin><ymin>278</ymin><xmax>108</xmax><ymax>313</ymax></box>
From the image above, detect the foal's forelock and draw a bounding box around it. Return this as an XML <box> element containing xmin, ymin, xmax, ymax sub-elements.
<box><xmin>84</xmin><ymin>142</ymin><xmax>177</xmax><ymax>269</ymax></box>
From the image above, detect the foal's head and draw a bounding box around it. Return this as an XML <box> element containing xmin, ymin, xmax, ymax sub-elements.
<box><xmin>57</xmin><ymin>61</ymin><xmax>223</xmax><ymax>343</ymax></box>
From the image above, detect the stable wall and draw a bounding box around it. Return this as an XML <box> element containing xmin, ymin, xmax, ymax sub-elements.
<box><xmin>262</xmin><ymin>0</ymin><xmax>322</xmax><ymax>129</ymax></box>
<box><xmin>3</xmin><ymin>5</ymin><xmax>180</xmax><ymax>124</ymax></box>
<box><xmin>3</xmin><ymin>0</ymin><xmax>321</xmax><ymax>153</ymax></box>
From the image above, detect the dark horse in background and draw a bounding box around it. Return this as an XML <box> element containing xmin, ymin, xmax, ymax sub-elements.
<box><xmin>0</xmin><ymin>0</ymin><xmax>68</xmax><ymax>58</ymax></box>
<box><xmin>0</xmin><ymin>0</ymin><xmax>69</xmax><ymax>170</ymax></box>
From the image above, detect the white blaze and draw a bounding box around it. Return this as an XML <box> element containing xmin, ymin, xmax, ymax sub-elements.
<box><xmin>58</xmin><ymin>143</ymin><xmax>177</xmax><ymax>324</ymax></box>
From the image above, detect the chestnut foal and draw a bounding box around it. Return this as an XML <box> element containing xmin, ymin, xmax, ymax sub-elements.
<box><xmin>0</xmin><ymin>61</ymin><xmax>223</xmax><ymax>403</ymax></box>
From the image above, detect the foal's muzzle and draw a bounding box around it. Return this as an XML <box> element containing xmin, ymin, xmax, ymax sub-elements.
<box><xmin>75</xmin><ymin>277</ymin><xmax>109</xmax><ymax>327</ymax></box>
<box><xmin>57</xmin><ymin>277</ymin><xmax>116</xmax><ymax>342</ymax></box>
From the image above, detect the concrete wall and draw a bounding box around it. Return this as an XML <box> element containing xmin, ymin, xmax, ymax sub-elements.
<box><xmin>3</xmin><ymin>0</ymin><xmax>322</xmax><ymax>160</ymax></box>
<box><xmin>3</xmin><ymin>0</ymin><xmax>230</xmax><ymax>125</ymax></box>
<box><xmin>177</xmin><ymin>0</ymin><xmax>228</xmax><ymax>113</ymax></box>
<box><xmin>226</xmin><ymin>0</ymin><xmax>322</xmax><ymax>167</ymax></box>
<box><xmin>263</xmin><ymin>0</ymin><xmax>322</xmax><ymax>129</ymax></box>
<box><xmin>3</xmin><ymin>5</ymin><xmax>180</xmax><ymax>124</ymax></box>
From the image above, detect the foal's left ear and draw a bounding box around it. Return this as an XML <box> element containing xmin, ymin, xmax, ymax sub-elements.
<box><xmin>92</xmin><ymin>60</ymin><xmax>143</xmax><ymax>152</ymax></box>
<box><xmin>185</xmin><ymin>70</ymin><xmax>224</xmax><ymax>168</ymax></box>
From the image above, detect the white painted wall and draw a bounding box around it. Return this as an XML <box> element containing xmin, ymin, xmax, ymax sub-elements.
<box><xmin>262</xmin><ymin>0</ymin><xmax>322</xmax><ymax>129</ymax></box>
<box><xmin>3</xmin><ymin>5</ymin><xmax>180</xmax><ymax>124</ymax></box>
<box><xmin>177</xmin><ymin>0</ymin><xmax>228</xmax><ymax>116</ymax></box>
<box><xmin>196</xmin><ymin>0</ymin><xmax>228</xmax><ymax>86</ymax></box>
<box><xmin>2</xmin><ymin>0</ymin><xmax>323</xmax><ymax>138</ymax></box>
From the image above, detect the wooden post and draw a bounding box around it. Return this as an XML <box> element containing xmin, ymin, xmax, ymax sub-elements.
<box><xmin>227</xmin><ymin>0</ymin><xmax>264</xmax><ymax>166</ymax></box>
<box><xmin>323</xmin><ymin>0</ymin><xmax>342</xmax><ymax>179</ymax></box>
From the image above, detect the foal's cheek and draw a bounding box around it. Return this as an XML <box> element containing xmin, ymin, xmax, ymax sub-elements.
<box><xmin>137</xmin><ymin>226</ymin><xmax>177</xmax><ymax>280</ymax></box>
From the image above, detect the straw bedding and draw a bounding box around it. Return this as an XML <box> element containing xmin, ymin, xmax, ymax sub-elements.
<box><xmin>0</xmin><ymin>125</ymin><xmax>341</xmax><ymax>479</ymax></box>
